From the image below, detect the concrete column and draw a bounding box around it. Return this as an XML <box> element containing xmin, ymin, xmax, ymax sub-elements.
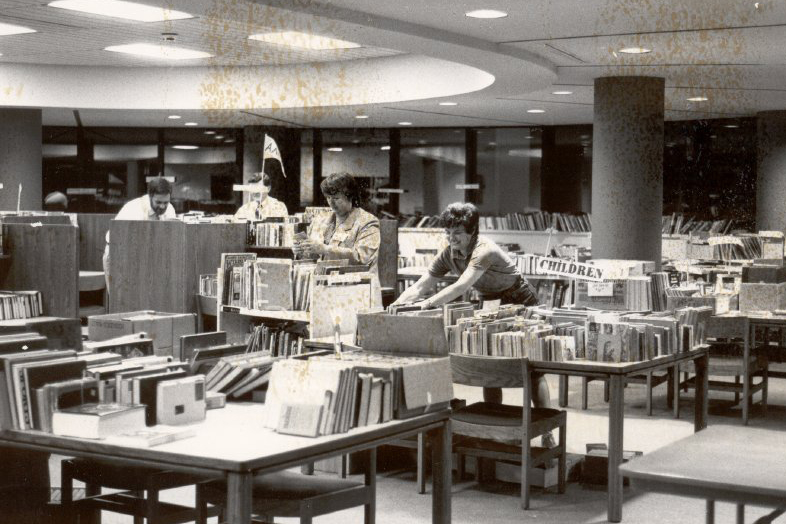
<box><xmin>0</xmin><ymin>109</ymin><xmax>42</xmax><ymax>211</ymax></box>
<box><xmin>591</xmin><ymin>77</ymin><xmax>664</xmax><ymax>267</ymax></box>
<box><xmin>756</xmin><ymin>111</ymin><xmax>786</xmax><ymax>232</ymax></box>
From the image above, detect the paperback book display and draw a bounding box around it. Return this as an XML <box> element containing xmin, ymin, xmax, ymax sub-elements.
<box><xmin>199</xmin><ymin>274</ymin><xmax>218</xmax><ymax>297</ymax></box>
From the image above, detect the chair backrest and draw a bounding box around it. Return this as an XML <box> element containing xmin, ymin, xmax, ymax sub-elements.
<box><xmin>449</xmin><ymin>354</ymin><xmax>526</xmax><ymax>388</ymax></box>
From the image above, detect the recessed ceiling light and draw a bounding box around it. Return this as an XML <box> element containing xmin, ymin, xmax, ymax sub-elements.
<box><xmin>398</xmin><ymin>122</ymin><xmax>412</xmax><ymax>126</ymax></box>
<box><xmin>724</xmin><ymin>124</ymin><xmax>739</xmax><ymax>128</ymax></box>
<box><xmin>49</xmin><ymin>0</ymin><xmax>193</xmax><ymax>22</ymax></box>
<box><xmin>355</xmin><ymin>115</ymin><xmax>369</xmax><ymax>119</ymax></box>
<box><xmin>618</xmin><ymin>46</ymin><xmax>652</xmax><ymax>54</ymax></box>
<box><xmin>524</xmin><ymin>135</ymin><xmax>534</xmax><ymax>139</ymax></box>
<box><xmin>552</xmin><ymin>91</ymin><xmax>573</xmax><ymax>95</ymax></box>
<box><xmin>204</xmin><ymin>130</ymin><xmax>216</xmax><ymax>135</ymax></box>
<box><xmin>687</xmin><ymin>96</ymin><xmax>708</xmax><ymax>102</ymax></box>
<box><xmin>465</xmin><ymin>9</ymin><xmax>508</xmax><ymax>18</ymax></box>
<box><xmin>0</xmin><ymin>22</ymin><xmax>36</xmax><ymax>36</ymax></box>
<box><xmin>439</xmin><ymin>101</ymin><xmax>458</xmax><ymax>106</ymax></box>
<box><xmin>380</xmin><ymin>145</ymin><xmax>391</xmax><ymax>151</ymax></box>
<box><xmin>527</xmin><ymin>109</ymin><xmax>545</xmax><ymax>114</ymax></box>
<box><xmin>488</xmin><ymin>142</ymin><xmax>497</xmax><ymax>146</ymax></box>
<box><xmin>418</xmin><ymin>140</ymin><xmax>427</xmax><ymax>145</ymax></box>
<box><xmin>172</xmin><ymin>145</ymin><xmax>198</xmax><ymax>150</ymax></box>
<box><xmin>352</xmin><ymin>139</ymin><xmax>360</xmax><ymax>144</ymax></box>
<box><xmin>167</xmin><ymin>115</ymin><xmax>181</xmax><ymax>119</ymax></box>
<box><xmin>215</xmin><ymin>135</ymin><xmax>224</xmax><ymax>140</ymax></box>
<box><xmin>225</xmin><ymin>138</ymin><xmax>235</xmax><ymax>143</ymax></box>
<box><xmin>105</xmin><ymin>43</ymin><xmax>211</xmax><ymax>60</ymax></box>
<box><xmin>327</xmin><ymin>147</ymin><xmax>343</xmax><ymax>152</ymax></box>
<box><xmin>249</xmin><ymin>31</ymin><xmax>359</xmax><ymax>50</ymax></box>
<box><xmin>184</xmin><ymin>122</ymin><xmax>198</xmax><ymax>126</ymax></box>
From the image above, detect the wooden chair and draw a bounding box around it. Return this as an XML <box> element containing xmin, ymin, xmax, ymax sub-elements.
<box><xmin>60</xmin><ymin>458</ymin><xmax>214</xmax><ymax>524</ymax></box>
<box><xmin>449</xmin><ymin>354</ymin><xmax>567</xmax><ymax>509</ymax></box>
<box><xmin>680</xmin><ymin>315</ymin><xmax>768</xmax><ymax>425</ymax></box>
<box><xmin>195</xmin><ymin>449</ymin><xmax>377</xmax><ymax>524</ymax></box>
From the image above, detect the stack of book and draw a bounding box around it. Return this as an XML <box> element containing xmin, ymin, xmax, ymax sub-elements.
<box><xmin>0</xmin><ymin>290</ymin><xmax>43</xmax><ymax>320</ymax></box>
<box><xmin>205</xmin><ymin>353</ymin><xmax>275</xmax><ymax>399</ymax></box>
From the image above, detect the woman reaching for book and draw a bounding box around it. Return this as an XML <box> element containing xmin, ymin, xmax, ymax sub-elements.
<box><xmin>293</xmin><ymin>172</ymin><xmax>380</xmax><ymax>271</ymax></box>
<box><xmin>390</xmin><ymin>202</ymin><xmax>556</xmax><ymax>447</ymax></box>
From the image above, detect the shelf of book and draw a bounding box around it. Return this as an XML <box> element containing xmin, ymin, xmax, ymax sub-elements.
<box><xmin>398</xmin><ymin>227</ymin><xmax>592</xmax><ymax>258</ymax></box>
<box><xmin>246</xmin><ymin>246</ymin><xmax>295</xmax><ymax>258</ymax></box>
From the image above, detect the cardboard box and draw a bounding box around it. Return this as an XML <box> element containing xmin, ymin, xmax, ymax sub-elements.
<box><xmin>88</xmin><ymin>310</ymin><xmax>195</xmax><ymax>356</ymax></box>
<box><xmin>739</xmin><ymin>283</ymin><xmax>786</xmax><ymax>312</ymax></box>
<box><xmin>666</xmin><ymin>294</ymin><xmax>735</xmax><ymax>315</ymax></box>
<box><xmin>742</xmin><ymin>265</ymin><xmax>786</xmax><ymax>284</ymax></box>
<box><xmin>581</xmin><ymin>444</ymin><xmax>642</xmax><ymax>486</ymax></box>
<box><xmin>495</xmin><ymin>454</ymin><xmax>583</xmax><ymax>488</ymax></box>
<box><xmin>0</xmin><ymin>316</ymin><xmax>82</xmax><ymax>350</ymax></box>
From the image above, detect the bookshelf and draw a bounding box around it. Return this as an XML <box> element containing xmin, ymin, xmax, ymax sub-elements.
<box><xmin>108</xmin><ymin>221</ymin><xmax>246</xmax><ymax>315</ymax></box>
<box><xmin>0</xmin><ymin>223</ymin><xmax>79</xmax><ymax>318</ymax></box>
<box><xmin>397</xmin><ymin>228</ymin><xmax>592</xmax><ymax>258</ymax></box>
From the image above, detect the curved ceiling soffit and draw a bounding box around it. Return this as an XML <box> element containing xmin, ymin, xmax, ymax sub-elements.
<box><xmin>0</xmin><ymin>1</ymin><xmax>557</xmax><ymax>123</ymax></box>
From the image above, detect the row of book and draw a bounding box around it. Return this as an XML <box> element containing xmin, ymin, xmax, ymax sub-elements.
<box><xmin>246</xmin><ymin>218</ymin><xmax>307</xmax><ymax>247</ymax></box>
<box><xmin>219</xmin><ymin>253</ymin><xmax>315</xmax><ymax>311</ymax></box>
<box><xmin>245</xmin><ymin>323</ymin><xmax>305</xmax><ymax>357</ymax></box>
<box><xmin>479</xmin><ymin>211</ymin><xmax>592</xmax><ymax>233</ymax></box>
<box><xmin>0</xmin><ymin>290</ymin><xmax>43</xmax><ymax>320</ymax></box>
<box><xmin>397</xmin><ymin>253</ymin><xmax>436</xmax><ymax>269</ymax></box>
<box><xmin>199</xmin><ymin>274</ymin><xmax>218</xmax><ymax>298</ymax></box>
<box><xmin>662</xmin><ymin>213</ymin><xmax>735</xmax><ymax>235</ymax></box>
<box><xmin>398</xmin><ymin>212</ymin><xmax>592</xmax><ymax>232</ymax></box>
<box><xmin>264</xmin><ymin>351</ymin><xmax>452</xmax><ymax>437</ymax></box>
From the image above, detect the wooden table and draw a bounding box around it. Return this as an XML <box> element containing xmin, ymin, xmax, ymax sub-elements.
<box><xmin>0</xmin><ymin>403</ymin><xmax>452</xmax><ymax>524</ymax></box>
<box><xmin>526</xmin><ymin>347</ymin><xmax>710</xmax><ymax>523</ymax></box>
<box><xmin>620</xmin><ymin>425</ymin><xmax>786</xmax><ymax>524</ymax></box>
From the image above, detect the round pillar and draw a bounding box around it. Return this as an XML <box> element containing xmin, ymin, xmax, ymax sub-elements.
<box><xmin>756</xmin><ymin>111</ymin><xmax>786</xmax><ymax>232</ymax></box>
<box><xmin>591</xmin><ymin>77</ymin><xmax>664</xmax><ymax>267</ymax></box>
<box><xmin>0</xmin><ymin>109</ymin><xmax>42</xmax><ymax>211</ymax></box>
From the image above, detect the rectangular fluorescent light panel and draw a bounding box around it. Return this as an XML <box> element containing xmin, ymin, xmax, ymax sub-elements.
<box><xmin>48</xmin><ymin>0</ymin><xmax>193</xmax><ymax>22</ymax></box>
<box><xmin>249</xmin><ymin>31</ymin><xmax>360</xmax><ymax>50</ymax></box>
<box><xmin>105</xmin><ymin>43</ymin><xmax>211</xmax><ymax>60</ymax></box>
<box><xmin>0</xmin><ymin>22</ymin><xmax>36</xmax><ymax>36</ymax></box>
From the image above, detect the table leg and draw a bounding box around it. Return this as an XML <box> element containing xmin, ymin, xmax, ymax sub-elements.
<box><xmin>608</xmin><ymin>374</ymin><xmax>625</xmax><ymax>523</ymax></box>
<box><xmin>672</xmin><ymin>365</ymin><xmax>680</xmax><ymax>419</ymax></box>
<box><xmin>225</xmin><ymin>471</ymin><xmax>253</xmax><ymax>524</ymax></box>
<box><xmin>706</xmin><ymin>500</ymin><xmax>715</xmax><ymax>524</ymax></box>
<box><xmin>743</xmin><ymin>324</ymin><xmax>751</xmax><ymax>425</ymax></box>
<box><xmin>559</xmin><ymin>375</ymin><xmax>568</xmax><ymax>407</ymax></box>
<box><xmin>736</xmin><ymin>503</ymin><xmax>744</xmax><ymax>524</ymax></box>
<box><xmin>429</xmin><ymin>419</ymin><xmax>451</xmax><ymax>524</ymax></box>
<box><xmin>695</xmin><ymin>351</ymin><xmax>709</xmax><ymax>432</ymax></box>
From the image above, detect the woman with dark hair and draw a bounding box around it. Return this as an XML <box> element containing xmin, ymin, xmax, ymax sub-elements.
<box><xmin>391</xmin><ymin>201</ymin><xmax>554</xmax><ymax>444</ymax></box>
<box><xmin>293</xmin><ymin>172</ymin><xmax>380</xmax><ymax>271</ymax></box>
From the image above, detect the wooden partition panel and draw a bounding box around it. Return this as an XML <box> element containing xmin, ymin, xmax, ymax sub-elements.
<box><xmin>77</xmin><ymin>213</ymin><xmax>114</xmax><ymax>271</ymax></box>
<box><xmin>108</xmin><ymin>221</ymin><xmax>246</xmax><ymax>314</ymax></box>
<box><xmin>0</xmin><ymin>215</ymin><xmax>72</xmax><ymax>225</ymax></box>
<box><xmin>378</xmin><ymin>219</ymin><xmax>398</xmax><ymax>290</ymax></box>
<box><xmin>0</xmin><ymin>223</ymin><xmax>79</xmax><ymax>318</ymax></box>
<box><xmin>184</xmin><ymin>223</ymin><xmax>247</xmax><ymax>314</ymax></box>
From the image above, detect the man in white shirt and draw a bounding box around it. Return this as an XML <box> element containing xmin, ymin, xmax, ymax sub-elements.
<box><xmin>103</xmin><ymin>178</ymin><xmax>177</xmax><ymax>291</ymax></box>
<box><xmin>234</xmin><ymin>172</ymin><xmax>288</xmax><ymax>221</ymax></box>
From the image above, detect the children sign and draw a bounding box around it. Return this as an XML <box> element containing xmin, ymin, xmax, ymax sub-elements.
<box><xmin>536</xmin><ymin>256</ymin><xmax>605</xmax><ymax>281</ymax></box>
